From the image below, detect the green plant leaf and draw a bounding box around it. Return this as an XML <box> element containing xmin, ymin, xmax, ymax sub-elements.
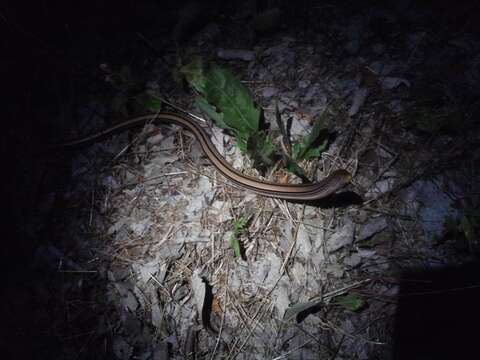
<box><xmin>180</xmin><ymin>57</ymin><xmax>261</xmax><ymax>144</ymax></box>
<box><xmin>233</xmin><ymin>214</ymin><xmax>251</xmax><ymax>234</ymax></box>
<box><xmin>273</xmin><ymin>104</ymin><xmax>312</xmax><ymax>181</ymax></box>
<box><xmin>180</xmin><ymin>57</ymin><xmax>280</xmax><ymax>170</ymax></box>
<box><xmin>274</xmin><ymin>101</ymin><xmax>291</xmax><ymax>152</ymax></box>
<box><xmin>194</xmin><ymin>96</ymin><xmax>228</xmax><ymax>129</ymax></box>
<box><xmin>284</xmin><ymin>158</ymin><xmax>309</xmax><ymax>180</ymax></box>
<box><xmin>334</xmin><ymin>294</ymin><xmax>365</xmax><ymax>312</ymax></box>
<box><xmin>292</xmin><ymin>114</ymin><xmax>329</xmax><ymax>161</ymax></box>
<box><xmin>292</xmin><ymin>142</ymin><xmax>323</xmax><ymax>161</ymax></box>
<box><xmin>205</xmin><ymin>64</ymin><xmax>260</xmax><ymax>133</ymax></box>
<box><xmin>229</xmin><ymin>214</ymin><xmax>252</xmax><ymax>259</ymax></box>
<box><xmin>135</xmin><ymin>93</ymin><xmax>162</xmax><ymax>112</ymax></box>
<box><xmin>229</xmin><ymin>237</ymin><xmax>242</xmax><ymax>258</ymax></box>
<box><xmin>179</xmin><ymin>56</ymin><xmax>207</xmax><ymax>93</ymax></box>
<box><xmin>246</xmin><ymin>131</ymin><xmax>276</xmax><ymax>169</ymax></box>
<box><xmin>460</xmin><ymin>215</ymin><xmax>474</xmax><ymax>242</ymax></box>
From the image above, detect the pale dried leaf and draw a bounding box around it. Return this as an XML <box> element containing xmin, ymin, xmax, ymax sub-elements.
<box><xmin>356</xmin><ymin>217</ymin><xmax>387</xmax><ymax>241</ymax></box>
<box><xmin>295</xmin><ymin>224</ymin><xmax>312</xmax><ymax>259</ymax></box>
<box><xmin>273</xmin><ymin>282</ymin><xmax>290</xmax><ymax>318</ymax></box>
<box><xmin>348</xmin><ymin>87</ymin><xmax>369</xmax><ymax>116</ymax></box>
<box><xmin>381</xmin><ymin>77</ymin><xmax>410</xmax><ymax>90</ymax></box>
<box><xmin>327</xmin><ymin>220</ymin><xmax>355</xmax><ymax>253</ymax></box>
<box><xmin>191</xmin><ymin>269</ymin><xmax>206</xmax><ymax>316</ymax></box>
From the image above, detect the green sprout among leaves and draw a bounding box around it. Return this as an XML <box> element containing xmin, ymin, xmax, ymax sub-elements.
<box><xmin>181</xmin><ymin>57</ymin><xmax>332</xmax><ymax>179</ymax></box>
<box><xmin>229</xmin><ymin>214</ymin><xmax>252</xmax><ymax>259</ymax></box>
<box><xmin>333</xmin><ymin>293</ymin><xmax>365</xmax><ymax>312</ymax></box>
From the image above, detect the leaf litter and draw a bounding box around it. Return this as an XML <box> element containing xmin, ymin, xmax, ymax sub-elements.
<box><xmin>26</xmin><ymin>2</ymin><xmax>480</xmax><ymax>359</ymax></box>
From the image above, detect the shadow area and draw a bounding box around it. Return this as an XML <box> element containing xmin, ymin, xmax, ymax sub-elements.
<box><xmin>289</xmin><ymin>190</ymin><xmax>364</xmax><ymax>208</ymax></box>
<box><xmin>393</xmin><ymin>261</ymin><xmax>480</xmax><ymax>359</ymax></box>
